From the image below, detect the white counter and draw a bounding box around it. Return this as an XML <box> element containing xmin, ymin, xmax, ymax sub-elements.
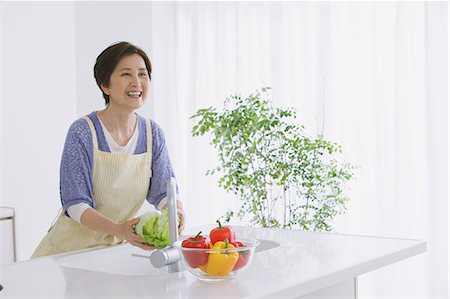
<box><xmin>0</xmin><ymin>225</ymin><xmax>426</xmax><ymax>298</ymax></box>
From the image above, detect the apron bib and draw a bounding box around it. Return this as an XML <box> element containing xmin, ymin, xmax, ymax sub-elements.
<box><xmin>32</xmin><ymin>116</ymin><xmax>152</xmax><ymax>257</ymax></box>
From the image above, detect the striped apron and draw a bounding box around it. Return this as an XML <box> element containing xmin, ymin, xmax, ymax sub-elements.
<box><xmin>31</xmin><ymin>116</ymin><xmax>152</xmax><ymax>258</ymax></box>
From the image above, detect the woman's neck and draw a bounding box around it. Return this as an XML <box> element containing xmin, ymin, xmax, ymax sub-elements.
<box><xmin>96</xmin><ymin>106</ymin><xmax>137</xmax><ymax>146</ymax></box>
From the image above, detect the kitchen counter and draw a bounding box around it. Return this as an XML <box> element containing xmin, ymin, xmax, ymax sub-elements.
<box><xmin>0</xmin><ymin>225</ymin><xmax>425</xmax><ymax>298</ymax></box>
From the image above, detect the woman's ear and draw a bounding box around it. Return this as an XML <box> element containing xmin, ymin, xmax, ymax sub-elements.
<box><xmin>100</xmin><ymin>84</ymin><xmax>110</xmax><ymax>95</ymax></box>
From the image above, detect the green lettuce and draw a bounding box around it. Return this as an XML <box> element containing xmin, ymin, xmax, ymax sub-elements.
<box><xmin>135</xmin><ymin>206</ymin><xmax>170</xmax><ymax>249</ymax></box>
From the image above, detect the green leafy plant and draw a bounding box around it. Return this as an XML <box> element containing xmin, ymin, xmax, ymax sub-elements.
<box><xmin>191</xmin><ymin>87</ymin><xmax>355</xmax><ymax>231</ymax></box>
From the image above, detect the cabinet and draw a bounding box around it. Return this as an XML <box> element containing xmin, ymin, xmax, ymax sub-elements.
<box><xmin>0</xmin><ymin>207</ymin><xmax>16</xmax><ymax>265</ymax></box>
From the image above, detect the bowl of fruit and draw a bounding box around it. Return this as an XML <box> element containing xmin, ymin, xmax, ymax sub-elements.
<box><xmin>173</xmin><ymin>221</ymin><xmax>259</xmax><ymax>281</ymax></box>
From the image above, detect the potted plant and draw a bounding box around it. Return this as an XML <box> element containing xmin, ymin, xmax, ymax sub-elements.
<box><xmin>191</xmin><ymin>87</ymin><xmax>355</xmax><ymax>231</ymax></box>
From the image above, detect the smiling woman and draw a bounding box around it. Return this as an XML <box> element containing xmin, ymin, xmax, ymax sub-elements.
<box><xmin>31</xmin><ymin>42</ymin><xmax>185</xmax><ymax>258</ymax></box>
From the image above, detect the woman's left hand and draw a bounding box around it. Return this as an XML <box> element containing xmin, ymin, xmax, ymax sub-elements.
<box><xmin>160</xmin><ymin>199</ymin><xmax>185</xmax><ymax>236</ymax></box>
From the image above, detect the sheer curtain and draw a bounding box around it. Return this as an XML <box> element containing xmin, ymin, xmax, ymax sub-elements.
<box><xmin>144</xmin><ymin>2</ymin><xmax>448</xmax><ymax>298</ymax></box>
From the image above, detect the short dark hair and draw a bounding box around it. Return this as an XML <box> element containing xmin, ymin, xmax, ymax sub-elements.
<box><xmin>93</xmin><ymin>41</ymin><xmax>152</xmax><ymax>105</ymax></box>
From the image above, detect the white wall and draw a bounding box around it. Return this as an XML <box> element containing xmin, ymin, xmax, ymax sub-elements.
<box><xmin>1</xmin><ymin>2</ymin><xmax>77</xmax><ymax>260</ymax></box>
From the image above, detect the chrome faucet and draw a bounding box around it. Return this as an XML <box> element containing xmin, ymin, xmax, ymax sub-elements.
<box><xmin>149</xmin><ymin>177</ymin><xmax>182</xmax><ymax>273</ymax></box>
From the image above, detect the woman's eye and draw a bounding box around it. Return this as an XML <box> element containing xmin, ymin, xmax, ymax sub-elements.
<box><xmin>121</xmin><ymin>73</ymin><xmax>131</xmax><ymax>76</ymax></box>
<box><xmin>139</xmin><ymin>72</ymin><xmax>148</xmax><ymax>77</ymax></box>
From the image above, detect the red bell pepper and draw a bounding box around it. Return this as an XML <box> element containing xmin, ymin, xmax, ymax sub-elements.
<box><xmin>181</xmin><ymin>231</ymin><xmax>210</xmax><ymax>268</ymax></box>
<box><xmin>232</xmin><ymin>241</ymin><xmax>250</xmax><ymax>271</ymax></box>
<box><xmin>210</xmin><ymin>220</ymin><xmax>236</xmax><ymax>244</ymax></box>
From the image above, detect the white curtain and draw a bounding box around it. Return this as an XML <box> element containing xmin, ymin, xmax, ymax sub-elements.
<box><xmin>145</xmin><ymin>2</ymin><xmax>448</xmax><ymax>298</ymax></box>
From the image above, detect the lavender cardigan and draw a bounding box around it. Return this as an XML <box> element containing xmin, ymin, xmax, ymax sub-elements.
<box><xmin>59</xmin><ymin>112</ymin><xmax>176</xmax><ymax>216</ymax></box>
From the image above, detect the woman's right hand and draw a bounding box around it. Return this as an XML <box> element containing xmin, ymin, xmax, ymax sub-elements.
<box><xmin>116</xmin><ymin>217</ymin><xmax>155</xmax><ymax>251</ymax></box>
<box><xmin>80</xmin><ymin>208</ymin><xmax>155</xmax><ymax>250</ymax></box>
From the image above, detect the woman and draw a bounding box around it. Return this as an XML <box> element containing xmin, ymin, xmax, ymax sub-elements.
<box><xmin>32</xmin><ymin>42</ymin><xmax>185</xmax><ymax>257</ymax></box>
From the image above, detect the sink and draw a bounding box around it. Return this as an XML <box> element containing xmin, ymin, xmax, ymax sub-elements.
<box><xmin>57</xmin><ymin>244</ymin><xmax>169</xmax><ymax>276</ymax></box>
<box><xmin>256</xmin><ymin>239</ymin><xmax>280</xmax><ymax>252</ymax></box>
<box><xmin>57</xmin><ymin>238</ymin><xmax>279</xmax><ymax>277</ymax></box>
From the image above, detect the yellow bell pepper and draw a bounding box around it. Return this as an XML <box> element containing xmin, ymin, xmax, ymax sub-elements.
<box><xmin>206</xmin><ymin>239</ymin><xmax>239</xmax><ymax>276</ymax></box>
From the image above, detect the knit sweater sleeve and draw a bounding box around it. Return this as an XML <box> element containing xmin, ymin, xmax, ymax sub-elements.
<box><xmin>147</xmin><ymin>120</ymin><xmax>178</xmax><ymax>207</ymax></box>
<box><xmin>59</xmin><ymin>118</ymin><xmax>95</xmax><ymax>216</ymax></box>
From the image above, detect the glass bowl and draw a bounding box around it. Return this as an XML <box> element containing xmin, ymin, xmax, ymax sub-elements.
<box><xmin>173</xmin><ymin>237</ymin><xmax>259</xmax><ymax>281</ymax></box>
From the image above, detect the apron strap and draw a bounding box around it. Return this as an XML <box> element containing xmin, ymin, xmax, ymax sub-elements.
<box><xmin>145</xmin><ymin>119</ymin><xmax>152</xmax><ymax>162</ymax></box>
<box><xmin>83</xmin><ymin>116</ymin><xmax>99</xmax><ymax>151</ymax></box>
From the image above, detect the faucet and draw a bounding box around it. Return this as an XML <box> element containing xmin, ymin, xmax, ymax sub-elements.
<box><xmin>149</xmin><ymin>177</ymin><xmax>182</xmax><ymax>273</ymax></box>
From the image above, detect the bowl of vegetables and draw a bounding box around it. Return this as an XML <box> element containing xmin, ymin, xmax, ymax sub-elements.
<box><xmin>173</xmin><ymin>222</ymin><xmax>259</xmax><ymax>281</ymax></box>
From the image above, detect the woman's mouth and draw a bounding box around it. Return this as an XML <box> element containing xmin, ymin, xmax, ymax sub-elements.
<box><xmin>126</xmin><ymin>91</ymin><xmax>142</xmax><ymax>98</ymax></box>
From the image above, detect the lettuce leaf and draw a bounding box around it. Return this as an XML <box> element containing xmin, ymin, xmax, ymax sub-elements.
<box><xmin>135</xmin><ymin>205</ymin><xmax>170</xmax><ymax>249</ymax></box>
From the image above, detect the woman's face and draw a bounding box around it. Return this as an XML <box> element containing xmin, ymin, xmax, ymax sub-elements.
<box><xmin>102</xmin><ymin>53</ymin><xmax>150</xmax><ymax>110</ymax></box>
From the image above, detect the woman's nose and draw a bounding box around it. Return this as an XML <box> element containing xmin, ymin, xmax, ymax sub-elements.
<box><xmin>130</xmin><ymin>75</ymin><xmax>142</xmax><ymax>87</ymax></box>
